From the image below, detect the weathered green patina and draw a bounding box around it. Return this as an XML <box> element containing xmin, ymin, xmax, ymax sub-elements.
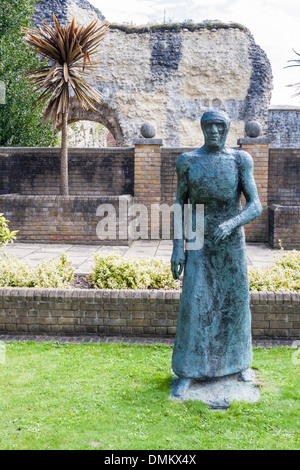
<box><xmin>171</xmin><ymin>110</ymin><xmax>262</xmax><ymax>393</ymax></box>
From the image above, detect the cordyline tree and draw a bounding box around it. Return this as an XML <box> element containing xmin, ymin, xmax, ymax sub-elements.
<box><xmin>286</xmin><ymin>49</ymin><xmax>300</xmax><ymax>99</ymax></box>
<box><xmin>23</xmin><ymin>14</ymin><xmax>109</xmax><ymax>195</ymax></box>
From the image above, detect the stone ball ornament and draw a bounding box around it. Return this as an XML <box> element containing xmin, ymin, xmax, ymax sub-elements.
<box><xmin>140</xmin><ymin>121</ymin><xmax>157</xmax><ymax>139</ymax></box>
<box><xmin>245</xmin><ymin>120</ymin><xmax>262</xmax><ymax>138</ymax></box>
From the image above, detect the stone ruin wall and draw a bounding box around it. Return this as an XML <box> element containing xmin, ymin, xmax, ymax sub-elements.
<box><xmin>33</xmin><ymin>0</ymin><xmax>273</xmax><ymax>147</ymax></box>
<box><xmin>268</xmin><ymin>106</ymin><xmax>300</xmax><ymax>148</ymax></box>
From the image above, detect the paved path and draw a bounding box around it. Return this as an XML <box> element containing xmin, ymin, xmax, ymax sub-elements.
<box><xmin>0</xmin><ymin>241</ymin><xmax>283</xmax><ymax>275</ymax></box>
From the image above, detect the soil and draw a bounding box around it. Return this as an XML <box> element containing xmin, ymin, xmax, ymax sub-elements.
<box><xmin>69</xmin><ymin>274</ymin><xmax>182</xmax><ymax>290</ymax></box>
<box><xmin>70</xmin><ymin>274</ymin><xmax>94</xmax><ymax>289</ymax></box>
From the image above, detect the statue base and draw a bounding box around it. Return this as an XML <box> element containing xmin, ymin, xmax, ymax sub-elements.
<box><xmin>170</xmin><ymin>368</ymin><xmax>260</xmax><ymax>409</ymax></box>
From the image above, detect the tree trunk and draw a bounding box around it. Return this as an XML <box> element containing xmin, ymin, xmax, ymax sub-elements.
<box><xmin>60</xmin><ymin>94</ymin><xmax>69</xmax><ymax>196</ymax></box>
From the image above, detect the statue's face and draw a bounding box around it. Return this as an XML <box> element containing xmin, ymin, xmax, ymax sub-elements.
<box><xmin>202</xmin><ymin>121</ymin><xmax>228</xmax><ymax>152</ymax></box>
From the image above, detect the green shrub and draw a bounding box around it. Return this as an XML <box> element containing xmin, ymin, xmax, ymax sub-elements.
<box><xmin>90</xmin><ymin>251</ymin><xmax>180</xmax><ymax>290</ymax></box>
<box><xmin>0</xmin><ymin>254</ymin><xmax>74</xmax><ymax>288</ymax></box>
<box><xmin>0</xmin><ymin>213</ymin><xmax>18</xmax><ymax>247</ymax></box>
<box><xmin>1</xmin><ymin>246</ymin><xmax>299</xmax><ymax>291</ymax></box>
<box><xmin>0</xmin><ymin>0</ymin><xmax>56</xmax><ymax>146</ymax></box>
<box><xmin>249</xmin><ymin>249</ymin><xmax>300</xmax><ymax>292</ymax></box>
<box><xmin>91</xmin><ymin>248</ymin><xmax>300</xmax><ymax>292</ymax></box>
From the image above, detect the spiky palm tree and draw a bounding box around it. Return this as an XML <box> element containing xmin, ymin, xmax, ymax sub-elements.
<box><xmin>23</xmin><ymin>14</ymin><xmax>109</xmax><ymax>195</ymax></box>
<box><xmin>286</xmin><ymin>49</ymin><xmax>300</xmax><ymax>99</ymax></box>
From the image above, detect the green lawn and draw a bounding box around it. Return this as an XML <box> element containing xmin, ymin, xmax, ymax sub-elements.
<box><xmin>0</xmin><ymin>341</ymin><xmax>299</xmax><ymax>450</ymax></box>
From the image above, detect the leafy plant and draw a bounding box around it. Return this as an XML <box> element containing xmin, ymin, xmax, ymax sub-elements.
<box><xmin>249</xmin><ymin>248</ymin><xmax>300</xmax><ymax>292</ymax></box>
<box><xmin>0</xmin><ymin>254</ymin><xmax>74</xmax><ymax>287</ymax></box>
<box><xmin>285</xmin><ymin>49</ymin><xmax>300</xmax><ymax>97</ymax></box>
<box><xmin>0</xmin><ymin>213</ymin><xmax>18</xmax><ymax>247</ymax></box>
<box><xmin>0</xmin><ymin>0</ymin><xmax>56</xmax><ymax>146</ymax></box>
<box><xmin>90</xmin><ymin>250</ymin><xmax>180</xmax><ymax>290</ymax></box>
<box><xmin>23</xmin><ymin>14</ymin><xmax>109</xmax><ymax>195</ymax></box>
<box><xmin>90</xmin><ymin>248</ymin><xmax>300</xmax><ymax>292</ymax></box>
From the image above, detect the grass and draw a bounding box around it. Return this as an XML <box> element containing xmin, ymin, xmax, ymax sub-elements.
<box><xmin>0</xmin><ymin>342</ymin><xmax>299</xmax><ymax>450</ymax></box>
<box><xmin>109</xmin><ymin>22</ymin><xmax>246</xmax><ymax>34</ymax></box>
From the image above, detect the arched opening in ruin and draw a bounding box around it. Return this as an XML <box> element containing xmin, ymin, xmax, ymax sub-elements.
<box><xmin>64</xmin><ymin>120</ymin><xmax>117</xmax><ymax>148</ymax></box>
<box><xmin>65</xmin><ymin>101</ymin><xmax>125</xmax><ymax>147</ymax></box>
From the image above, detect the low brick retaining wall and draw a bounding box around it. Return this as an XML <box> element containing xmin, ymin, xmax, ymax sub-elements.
<box><xmin>0</xmin><ymin>195</ymin><xmax>133</xmax><ymax>245</ymax></box>
<box><xmin>268</xmin><ymin>205</ymin><xmax>300</xmax><ymax>249</ymax></box>
<box><xmin>0</xmin><ymin>288</ymin><xmax>299</xmax><ymax>340</ymax></box>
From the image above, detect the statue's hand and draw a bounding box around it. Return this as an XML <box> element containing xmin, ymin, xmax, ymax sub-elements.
<box><xmin>171</xmin><ymin>248</ymin><xmax>186</xmax><ymax>280</ymax></box>
<box><xmin>212</xmin><ymin>220</ymin><xmax>234</xmax><ymax>245</ymax></box>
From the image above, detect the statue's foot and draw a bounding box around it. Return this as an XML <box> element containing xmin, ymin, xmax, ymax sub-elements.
<box><xmin>237</xmin><ymin>368</ymin><xmax>255</xmax><ymax>383</ymax></box>
<box><xmin>172</xmin><ymin>378</ymin><xmax>192</xmax><ymax>398</ymax></box>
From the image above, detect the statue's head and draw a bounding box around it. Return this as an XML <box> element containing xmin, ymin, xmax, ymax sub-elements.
<box><xmin>201</xmin><ymin>110</ymin><xmax>230</xmax><ymax>152</ymax></box>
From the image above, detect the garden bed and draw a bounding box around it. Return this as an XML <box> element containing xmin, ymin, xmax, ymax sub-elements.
<box><xmin>0</xmin><ymin>247</ymin><xmax>299</xmax><ymax>339</ymax></box>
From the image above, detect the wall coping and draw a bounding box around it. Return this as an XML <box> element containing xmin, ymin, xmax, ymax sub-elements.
<box><xmin>269</xmin><ymin>148</ymin><xmax>300</xmax><ymax>153</ymax></box>
<box><xmin>0</xmin><ymin>147</ymin><xmax>134</xmax><ymax>156</ymax></box>
<box><xmin>161</xmin><ymin>147</ymin><xmax>197</xmax><ymax>153</ymax></box>
<box><xmin>1</xmin><ymin>145</ymin><xmax>285</xmax><ymax>154</ymax></box>
<box><xmin>270</xmin><ymin>204</ymin><xmax>300</xmax><ymax>212</ymax></box>
<box><xmin>238</xmin><ymin>137</ymin><xmax>272</xmax><ymax>145</ymax></box>
<box><xmin>133</xmin><ymin>139</ymin><xmax>163</xmax><ymax>145</ymax></box>
<box><xmin>0</xmin><ymin>194</ymin><xmax>133</xmax><ymax>201</ymax></box>
<box><xmin>0</xmin><ymin>287</ymin><xmax>298</xmax><ymax>303</ymax></box>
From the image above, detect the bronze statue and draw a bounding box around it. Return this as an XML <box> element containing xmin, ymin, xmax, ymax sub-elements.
<box><xmin>171</xmin><ymin>110</ymin><xmax>262</xmax><ymax>395</ymax></box>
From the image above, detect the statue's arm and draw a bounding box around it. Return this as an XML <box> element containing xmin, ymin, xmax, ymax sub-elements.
<box><xmin>213</xmin><ymin>151</ymin><xmax>263</xmax><ymax>244</ymax></box>
<box><xmin>171</xmin><ymin>154</ymin><xmax>189</xmax><ymax>279</ymax></box>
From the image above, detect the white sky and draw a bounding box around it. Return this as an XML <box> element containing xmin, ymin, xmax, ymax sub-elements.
<box><xmin>89</xmin><ymin>0</ymin><xmax>300</xmax><ymax>106</ymax></box>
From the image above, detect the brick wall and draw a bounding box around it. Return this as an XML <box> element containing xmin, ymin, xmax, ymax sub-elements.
<box><xmin>268</xmin><ymin>148</ymin><xmax>300</xmax><ymax>206</ymax></box>
<box><xmin>3</xmin><ymin>147</ymin><xmax>299</xmax><ymax>210</ymax></box>
<box><xmin>238</xmin><ymin>139</ymin><xmax>270</xmax><ymax>242</ymax></box>
<box><xmin>251</xmin><ymin>291</ymin><xmax>300</xmax><ymax>339</ymax></box>
<box><xmin>161</xmin><ymin>148</ymin><xmax>194</xmax><ymax>204</ymax></box>
<box><xmin>0</xmin><ymin>148</ymin><xmax>134</xmax><ymax>196</ymax></box>
<box><xmin>268</xmin><ymin>149</ymin><xmax>300</xmax><ymax>249</ymax></box>
<box><xmin>133</xmin><ymin>140</ymin><xmax>163</xmax><ymax>237</ymax></box>
<box><xmin>0</xmin><ymin>195</ymin><xmax>133</xmax><ymax>245</ymax></box>
<box><xmin>269</xmin><ymin>205</ymin><xmax>300</xmax><ymax>249</ymax></box>
<box><xmin>134</xmin><ymin>141</ymin><xmax>162</xmax><ymax>204</ymax></box>
<box><xmin>1</xmin><ymin>145</ymin><xmax>299</xmax><ymax>246</ymax></box>
<box><xmin>0</xmin><ymin>288</ymin><xmax>299</xmax><ymax>339</ymax></box>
